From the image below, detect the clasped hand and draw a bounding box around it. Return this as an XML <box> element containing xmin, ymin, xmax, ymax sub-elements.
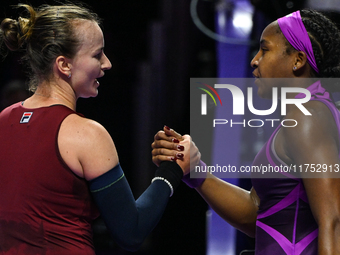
<box><xmin>151</xmin><ymin>126</ymin><xmax>201</xmax><ymax>175</ymax></box>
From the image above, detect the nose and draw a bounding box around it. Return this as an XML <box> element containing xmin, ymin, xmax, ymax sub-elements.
<box><xmin>250</xmin><ymin>51</ymin><xmax>260</xmax><ymax>69</ymax></box>
<box><xmin>102</xmin><ymin>53</ymin><xmax>112</xmax><ymax>71</ymax></box>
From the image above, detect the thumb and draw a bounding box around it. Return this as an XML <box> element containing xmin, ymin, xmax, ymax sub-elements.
<box><xmin>163</xmin><ymin>126</ymin><xmax>184</xmax><ymax>141</ymax></box>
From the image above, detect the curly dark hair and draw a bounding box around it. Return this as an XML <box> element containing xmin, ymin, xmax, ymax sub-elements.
<box><xmin>300</xmin><ymin>9</ymin><xmax>340</xmax><ymax>79</ymax></box>
<box><xmin>277</xmin><ymin>10</ymin><xmax>340</xmax><ymax>90</ymax></box>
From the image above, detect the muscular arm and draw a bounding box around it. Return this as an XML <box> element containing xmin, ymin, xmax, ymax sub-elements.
<box><xmin>58</xmin><ymin>114</ymin><xmax>119</xmax><ymax>180</ymax></box>
<box><xmin>281</xmin><ymin>101</ymin><xmax>340</xmax><ymax>255</ymax></box>
<box><xmin>152</xmin><ymin>127</ymin><xmax>259</xmax><ymax>237</ymax></box>
<box><xmin>58</xmin><ymin>115</ymin><xmax>183</xmax><ymax>251</ymax></box>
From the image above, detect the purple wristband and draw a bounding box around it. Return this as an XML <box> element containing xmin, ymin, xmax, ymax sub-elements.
<box><xmin>182</xmin><ymin>160</ymin><xmax>207</xmax><ymax>188</ymax></box>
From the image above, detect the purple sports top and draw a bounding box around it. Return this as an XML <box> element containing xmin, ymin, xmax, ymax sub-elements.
<box><xmin>251</xmin><ymin>81</ymin><xmax>340</xmax><ymax>254</ymax></box>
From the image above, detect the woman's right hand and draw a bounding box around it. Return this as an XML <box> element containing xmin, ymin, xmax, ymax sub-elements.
<box><xmin>151</xmin><ymin>126</ymin><xmax>201</xmax><ymax>175</ymax></box>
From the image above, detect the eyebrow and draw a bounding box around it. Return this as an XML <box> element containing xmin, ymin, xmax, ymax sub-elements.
<box><xmin>95</xmin><ymin>47</ymin><xmax>104</xmax><ymax>53</ymax></box>
<box><xmin>260</xmin><ymin>39</ymin><xmax>268</xmax><ymax>46</ymax></box>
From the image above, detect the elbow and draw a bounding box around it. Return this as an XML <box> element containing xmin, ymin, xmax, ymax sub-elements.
<box><xmin>242</xmin><ymin>207</ymin><xmax>258</xmax><ymax>238</ymax></box>
<box><xmin>238</xmin><ymin>222</ymin><xmax>257</xmax><ymax>238</ymax></box>
<box><xmin>246</xmin><ymin>220</ymin><xmax>257</xmax><ymax>238</ymax></box>
<box><xmin>246</xmin><ymin>228</ymin><xmax>256</xmax><ymax>239</ymax></box>
<box><xmin>233</xmin><ymin>214</ymin><xmax>257</xmax><ymax>238</ymax></box>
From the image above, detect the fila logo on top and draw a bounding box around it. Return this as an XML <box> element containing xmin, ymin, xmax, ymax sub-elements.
<box><xmin>20</xmin><ymin>112</ymin><xmax>33</xmax><ymax>123</ymax></box>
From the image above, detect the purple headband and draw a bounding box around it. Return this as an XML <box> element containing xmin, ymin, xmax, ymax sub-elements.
<box><xmin>277</xmin><ymin>11</ymin><xmax>319</xmax><ymax>73</ymax></box>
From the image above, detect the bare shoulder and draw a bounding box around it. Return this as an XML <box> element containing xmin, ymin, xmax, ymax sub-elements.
<box><xmin>283</xmin><ymin>100</ymin><xmax>337</xmax><ymax>138</ymax></box>
<box><xmin>280</xmin><ymin>100</ymin><xmax>339</xmax><ymax>165</ymax></box>
<box><xmin>58</xmin><ymin>114</ymin><xmax>119</xmax><ymax>181</ymax></box>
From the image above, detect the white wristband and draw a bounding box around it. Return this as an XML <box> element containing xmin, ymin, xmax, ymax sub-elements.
<box><xmin>151</xmin><ymin>177</ymin><xmax>174</xmax><ymax>197</ymax></box>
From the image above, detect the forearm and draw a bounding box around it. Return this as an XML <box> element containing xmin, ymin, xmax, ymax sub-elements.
<box><xmin>196</xmin><ymin>174</ymin><xmax>258</xmax><ymax>237</ymax></box>
<box><xmin>89</xmin><ymin>162</ymin><xmax>182</xmax><ymax>251</ymax></box>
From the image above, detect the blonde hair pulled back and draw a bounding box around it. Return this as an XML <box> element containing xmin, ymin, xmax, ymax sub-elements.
<box><xmin>0</xmin><ymin>3</ymin><xmax>100</xmax><ymax>91</ymax></box>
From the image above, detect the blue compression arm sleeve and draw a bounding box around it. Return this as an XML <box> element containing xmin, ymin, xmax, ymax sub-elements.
<box><xmin>89</xmin><ymin>161</ymin><xmax>182</xmax><ymax>251</ymax></box>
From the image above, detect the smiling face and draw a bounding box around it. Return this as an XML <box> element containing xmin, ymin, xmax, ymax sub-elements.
<box><xmin>251</xmin><ymin>21</ymin><xmax>296</xmax><ymax>98</ymax></box>
<box><xmin>69</xmin><ymin>20</ymin><xmax>112</xmax><ymax>98</ymax></box>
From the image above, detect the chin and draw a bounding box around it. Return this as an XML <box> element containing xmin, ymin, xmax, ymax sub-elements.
<box><xmin>257</xmin><ymin>92</ymin><xmax>271</xmax><ymax>99</ymax></box>
<box><xmin>89</xmin><ymin>91</ymin><xmax>99</xmax><ymax>98</ymax></box>
<box><xmin>256</xmin><ymin>87</ymin><xmax>263</xmax><ymax>98</ymax></box>
<box><xmin>257</xmin><ymin>92</ymin><xmax>265</xmax><ymax>99</ymax></box>
<box><xmin>88</xmin><ymin>86</ymin><xmax>99</xmax><ymax>97</ymax></box>
<box><xmin>257</xmin><ymin>89</ymin><xmax>271</xmax><ymax>99</ymax></box>
<box><xmin>78</xmin><ymin>91</ymin><xmax>99</xmax><ymax>99</ymax></box>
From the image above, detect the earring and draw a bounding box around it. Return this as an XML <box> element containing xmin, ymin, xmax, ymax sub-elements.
<box><xmin>293</xmin><ymin>66</ymin><xmax>297</xmax><ymax>71</ymax></box>
<box><xmin>68</xmin><ymin>73</ymin><xmax>72</xmax><ymax>78</ymax></box>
